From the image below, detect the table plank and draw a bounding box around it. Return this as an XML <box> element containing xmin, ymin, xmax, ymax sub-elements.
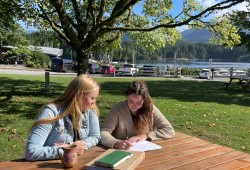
<box><xmin>238</xmin><ymin>165</ymin><xmax>250</xmax><ymax>170</ymax></box>
<box><xmin>207</xmin><ymin>155</ymin><xmax>250</xmax><ymax>170</ymax></box>
<box><xmin>0</xmin><ymin>159</ymin><xmax>61</xmax><ymax>170</ymax></box>
<box><xmin>0</xmin><ymin>146</ymin><xmax>105</xmax><ymax>170</ymax></box>
<box><xmin>160</xmin><ymin>137</ymin><xmax>210</xmax><ymax>148</ymax></box>
<box><xmin>169</xmin><ymin>150</ymin><xmax>247</xmax><ymax>170</ymax></box>
<box><xmin>137</xmin><ymin>144</ymin><xmax>227</xmax><ymax>170</ymax></box>
<box><xmin>0</xmin><ymin>159</ymin><xmax>26</xmax><ymax>168</ymax></box>
<box><xmin>29</xmin><ymin>146</ymin><xmax>106</xmax><ymax>170</ymax></box>
<box><xmin>145</xmin><ymin>139</ymin><xmax>211</xmax><ymax>158</ymax></box>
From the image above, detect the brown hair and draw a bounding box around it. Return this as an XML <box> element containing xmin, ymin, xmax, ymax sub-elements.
<box><xmin>125</xmin><ymin>80</ymin><xmax>153</xmax><ymax>134</ymax></box>
<box><xmin>31</xmin><ymin>74</ymin><xmax>100</xmax><ymax>133</ymax></box>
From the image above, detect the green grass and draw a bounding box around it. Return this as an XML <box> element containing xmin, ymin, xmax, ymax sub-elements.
<box><xmin>0</xmin><ymin>74</ymin><xmax>250</xmax><ymax>161</ymax></box>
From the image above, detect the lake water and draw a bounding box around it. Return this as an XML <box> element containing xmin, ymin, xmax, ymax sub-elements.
<box><xmin>186</xmin><ymin>61</ymin><xmax>250</xmax><ymax>70</ymax></box>
<box><xmin>142</xmin><ymin>61</ymin><xmax>250</xmax><ymax>70</ymax></box>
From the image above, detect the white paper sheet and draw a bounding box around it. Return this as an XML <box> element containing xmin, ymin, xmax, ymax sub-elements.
<box><xmin>129</xmin><ymin>141</ymin><xmax>162</xmax><ymax>152</ymax></box>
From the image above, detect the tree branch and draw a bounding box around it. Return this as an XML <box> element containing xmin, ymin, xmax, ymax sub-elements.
<box><xmin>92</xmin><ymin>32</ymin><xmax>121</xmax><ymax>50</ymax></box>
<box><xmin>104</xmin><ymin>0</ymin><xmax>246</xmax><ymax>32</ymax></box>
<box><xmin>37</xmin><ymin>3</ymin><xmax>70</xmax><ymax>44</ymax></box>
<box><xmin>48</xmin><ymin>0</ymin><xmax>80</xmax><ymax>47</ymax></box>
<box><xmin>102</xmin><ymin>0</ymin><xmax>139</xmax><ymax>26</ymax></box>
<box><xmin>96</xmin><ymin>0</ymin><xmax>105</xmax><ymax>24</ymax></box>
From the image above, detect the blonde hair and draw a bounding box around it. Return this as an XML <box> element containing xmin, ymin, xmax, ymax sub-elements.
<box><xmin>31</xmin><ymin>74</ymin><xmax>100</xmax><ymax>133</ymax></box>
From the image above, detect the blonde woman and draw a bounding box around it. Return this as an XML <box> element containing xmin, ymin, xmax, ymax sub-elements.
<box><xmin>101</xmin><ymin>80</ymin><xmax>175</xmax><ymax>150</ymax></box>
<box><xmin>25</xmin><ymin>74</ymin><xmax>100</xmax><ymax>161</ymax></box>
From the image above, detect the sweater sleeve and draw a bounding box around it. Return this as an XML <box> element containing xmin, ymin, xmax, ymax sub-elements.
<box><xmin>147</xmin><ymin>105</ymin><xmax>175</xmax><ymax>140</ymax></box>
<box><xmin>100</xmin><ymin>106</ymin><xmax>122</xmax><ymax>148</ymax></box>
<box><xmin>25</xmin><ymin>105</ymin><xmax>59</xmax><ymax>161</ymax></box>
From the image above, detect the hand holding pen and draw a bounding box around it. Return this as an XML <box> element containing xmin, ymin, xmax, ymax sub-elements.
<box><xmin>113</xmin><ymin>129</ymin><xmax>132</xmax><ymax>150</ymax></box>
<box><xmin>113</xmin><ymin>140</ymin><xmax>133</xmax><ymax>150</ymax></box>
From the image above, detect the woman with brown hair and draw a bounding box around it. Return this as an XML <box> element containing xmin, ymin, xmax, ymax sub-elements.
<box><xmin>25</xmin><ymin>74</ymin><xmax>101</xmax><ymax>161</ymax></box>
<box><xmin>100</xmin><ymin>80</ymin><xmax>175</xmax><ymax>150</ymax></box>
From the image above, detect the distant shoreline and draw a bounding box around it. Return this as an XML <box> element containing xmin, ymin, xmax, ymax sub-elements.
<box><xmin>136</xmin><ymin>61</ymin><xmax>250</xmax><ymax>70</ymax></box>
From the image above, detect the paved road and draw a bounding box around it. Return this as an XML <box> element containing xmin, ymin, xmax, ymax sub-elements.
<box><xmin>0</xmin><ymin>65</ymin><xmax>77</xmax><ymax>77</ymax></box>
<box><xmin>0</xmin><ymin>64</ymin><xmax>228</xmax><ymax>82</ymax></box>
<box><xmin>0</xmin><ymin>68</ymin><xmax>77</xmax><ymax>76</ymax></box>
<box><xmin>0</xmin><ymin>65</ymin><xmax>117</xmax><ymax>78</ymax></box>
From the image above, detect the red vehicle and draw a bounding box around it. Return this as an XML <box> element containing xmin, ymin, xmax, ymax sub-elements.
<box><xmin>101</xmin><ymin>64</ymin><xmax>115</xmax><ymax>74</ymax></box>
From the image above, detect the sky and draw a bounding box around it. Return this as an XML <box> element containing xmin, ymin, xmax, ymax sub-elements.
<box><xmin>21</xmin><ymin>0</ymin><xmax>248</xmax><ymax>32</ymax></box>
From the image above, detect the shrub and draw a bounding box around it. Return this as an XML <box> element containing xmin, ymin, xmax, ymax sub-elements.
<box><xmin>180</xmin><ymin>67</ymin><xmax>200</xmax><ymax>76</ymax></box>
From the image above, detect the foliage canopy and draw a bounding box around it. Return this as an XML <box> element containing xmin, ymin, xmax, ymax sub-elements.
<box><xmin>228</xmin><ymin>7</ymin><xmax>250</xmax><ymax>51</ymax></box>
<box><xmin>1</xmin><ymin>0</ymin><xmax>249</xmax><ymax>74</ymax></box>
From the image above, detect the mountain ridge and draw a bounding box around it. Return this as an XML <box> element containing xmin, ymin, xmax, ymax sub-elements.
<box><xmin>181</xmin><ymin>28</ymin><xmax>213</xmax><ymax>43</ymax></box>
<box><xmin>25</xmin><ymin>28</ymin><xmax>213</xmax><ymax>43</ymax></box>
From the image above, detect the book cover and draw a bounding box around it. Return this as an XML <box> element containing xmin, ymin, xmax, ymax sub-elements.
<box><xmin>94</xmin><ymin>150</ymin><xmax>133</xmax><ymax>168</ymax></box>
<box><xmin>86</xmin><ymin>149</ymin><xmax>145</xmax><ymax>170</ymax></box>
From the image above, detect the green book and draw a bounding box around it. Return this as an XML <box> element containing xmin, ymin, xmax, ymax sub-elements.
<box><xmin>94</xmin><ymin>150</ymin><xmax>133</xmax><ymax>168</ymax></box>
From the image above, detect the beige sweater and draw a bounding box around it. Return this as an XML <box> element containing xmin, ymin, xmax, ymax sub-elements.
<box><xmin>100</xmin><ymin>100</ymin><xmax>175</xmax><ymax>148</ymax></box>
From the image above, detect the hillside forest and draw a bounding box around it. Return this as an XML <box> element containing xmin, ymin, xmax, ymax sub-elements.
<box><xmin>1</xmin><ymin>30</ymin><xmax>250</xmax><ymax>67</ymax></box>
<box><xmin>26</xmin><ymin>31</ymin><xmax>250</xmax><ymax>64</ymax></box>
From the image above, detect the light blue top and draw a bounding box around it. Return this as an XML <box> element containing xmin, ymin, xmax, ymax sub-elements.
<box><xmin>25</xmin><ymin>104</ymin><xmax>101</xmax><ymax>161</ymax></box>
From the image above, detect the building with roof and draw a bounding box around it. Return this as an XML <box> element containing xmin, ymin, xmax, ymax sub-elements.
<box><xmin>1</xmin><ymin>45</ymin><xmax>63</xmax><ymax>59</ymax></box>
<box><xmin>28</xmin><ymin>45</ymin><xmax>63</xmax><ymax>58</ymax></box>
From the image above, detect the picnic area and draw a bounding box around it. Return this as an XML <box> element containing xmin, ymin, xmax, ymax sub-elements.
<box><xmin>0</xmin><ymin>73</ymin><xmax>250</xmax><ymax>164</ymax></box>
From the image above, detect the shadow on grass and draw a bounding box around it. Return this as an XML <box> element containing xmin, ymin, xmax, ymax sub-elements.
<box><xmin>0</xmin><ymin>77</ymin><xmax>65</xmax><ymax>119</ymax></box>
<box><xmin>99</xmin><ymin>79</ymin><xmax>250</xmax><ymax>106</ymax></box>
<box><xmin>1</xmin><ymin>77</ymin><xmax>250</xmax><ymax>121</ymax></box>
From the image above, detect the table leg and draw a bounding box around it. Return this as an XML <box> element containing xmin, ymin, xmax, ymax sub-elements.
<box><xmin>242</xmin><ymin>80</ymin><xmax>250</xmax><ymax>90</ymax></box>
<box><xmin>225</xmin><ymin>79</ymin><xmax>233</xmax><ymax>90</ymax></box>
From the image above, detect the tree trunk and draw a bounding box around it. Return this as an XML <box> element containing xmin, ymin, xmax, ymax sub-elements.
<box><xmin>76</xmin><ymin>49</ymin><xmax>89</xmax><ymax>76</ymax></box>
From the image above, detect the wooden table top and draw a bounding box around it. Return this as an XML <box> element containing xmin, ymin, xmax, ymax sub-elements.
<box><xmin>1</xmin><ymin>132</ymin><xmax>250</xmax><ymax>170</ymax></box>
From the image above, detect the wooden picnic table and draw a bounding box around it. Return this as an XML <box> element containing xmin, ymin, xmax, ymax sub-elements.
<box><xmin>1</xmin><ymin>132</ymin><xmax>250</xmax><ymax>170</ymax></box>
<box><xmin>224</xmin><ymin>76</ymin><xmax>250</xmax><ymax>90</ymax></box>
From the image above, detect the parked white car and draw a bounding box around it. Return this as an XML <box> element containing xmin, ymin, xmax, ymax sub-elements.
<box><xmin>232</xmin><ymin>70</ymin><xmax>247</xmax><ymax>76</ymax></box>
<box><xmin>139</xmin><ymin>65</ymin><xmax>158</xmax><ymax>76</ymax></box>
<box><xmin>199</xmin><ymin>69</ymin><xmax>212</xmax><ymax>79</ymax></box>
<box><xmin>116</xmin><ymin>64</ymin><xmax>138</xmax><ymax>76</ymax></box>
<box><xmin>214</xmin><ymin>69</ymin><xmax>230</xmax><ymax>77</ymax></box>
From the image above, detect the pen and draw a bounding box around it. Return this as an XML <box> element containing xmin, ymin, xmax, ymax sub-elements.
<box><xmin>125</xmin><ymin>129</ymin><xmax>128</xmax><ymax>140</ymax></box>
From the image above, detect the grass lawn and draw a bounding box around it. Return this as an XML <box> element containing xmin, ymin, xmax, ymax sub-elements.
<box><xmin>0</xmin><ymin>74</ymin><xmax>250</xmax><ymax>161</ymax></box>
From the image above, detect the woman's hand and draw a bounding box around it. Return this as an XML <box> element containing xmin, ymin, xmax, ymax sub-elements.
<box><xmin>54</xmin><ymin>141</ymin><xmax>85</xmax><ymax>156</ymax></box>
<box><xmin>54</xmin><ymin>143</ymin><xmax>69</xmax><ymax>148</ymax></box>
<box><xmin>128</xmin><ymin>134</ymin><xmax>147</xmax><ymax>143</ymax></box>
<box><xmin>73</xmin><ymin>140</ymin><xmax>85</xmax><ymax>156</ymax></box>
<box><xmin>113</xmin><ymin>140</ymin><xmax>133</xmax><ymax>150</ymax></box>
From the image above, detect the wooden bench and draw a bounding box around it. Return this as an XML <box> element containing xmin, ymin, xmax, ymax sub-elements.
<box><xmin>238</xmin><ymin>82</ymin><xmax>250</xmax><ymax>90</ymax></box>
<box><xmin>225</xmin><ymin>76</ymin><xmax>250</xmax><ymax>90</ymax></box>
